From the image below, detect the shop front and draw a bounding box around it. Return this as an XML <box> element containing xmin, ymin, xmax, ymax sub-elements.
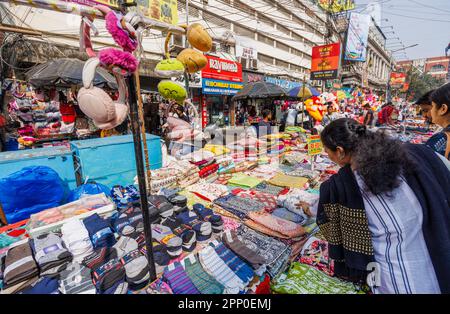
<box><xmin>201</xmin><ymin>55</ymin><xmax>243</xmax><ymax>127</ymax></box>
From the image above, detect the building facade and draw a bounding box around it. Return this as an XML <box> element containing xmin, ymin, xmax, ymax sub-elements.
<box><xmin>424</xmin><ymin>56</ymin><xmax>450</xmax><ymax>81</ymax></box>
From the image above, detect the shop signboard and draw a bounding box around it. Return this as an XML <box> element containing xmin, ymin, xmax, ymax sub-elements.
<box><xmin>344</xmin><ymin>13</ymin><xmax>371</xmax><ymax>62</ymax></box>
<box><xmin>65</xmin><ymin>0</ymin><xmax>179</xmax><ymax>25</ymax></box>
<box><xmin>235</xmin><ymin>36</ymin><xmax>258</xmax><ymax>60</ymax></box>
<box><xmin>317</xmin><ymin>0</ymin><xmax>355</xmax><ymax>13</ymax></box>
<box><xmin>311</xmin><ymin>43</ymin><xmax>341</xmax><ymax>80</ymax></box>
<box><xmin>243</xmin><ymin>71</ymin><xmax>264</xmax><ymax>84</ymax></box>
<box><xmin>390</xmin><ymin>72</ymin><xmax>406</xmax><ymax>88</ymax></box>
<box><xmin>307</xmin><ymin>135</ymin><xmax>323</xmax><ymax>156</ymax></box>
<box><xmin>172</xmin><ymin>72</ymin><xmax>202</xmax><ymax>88</ymax></box>
<box><xmin>264</xmin><ymin>77</ymin><xmax>302</xmax><ymax>90</ymax></box>
<box><xmin>202</xmin><ymin>55</ymin><xmax>243</xmax><ymax>95</ymax></box>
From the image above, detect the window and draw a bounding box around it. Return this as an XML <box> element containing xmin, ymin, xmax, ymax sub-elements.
<box><xmin>234</xmin><ymin>24</ymin><xmax>254</xmax><ymax>38</ymax></box>
<box><xmin>258</xmin><ymin>33</ymin><xmax>275</xmax><ymax>47</ymax></box>
<box><xmin>258</xmin><ymin>53</ymin><xmax>274</xmax><ymax>65</ymax></box>
<box><xmin>276</xmin><ymin>41</ymin><xmax>290</xmax><ymax>53</ymax></box>
<box><xmin>291</xmin><ymin>48</ymin><xmax>303</xmax><ymax>57</ymax></box>
<box><xmin>276</xmin><ymin>59</ymin><xmax>290</xmax><ymax>69</ymax></box>
<box><xmin>429</xmin><ymin>64</ymin><xmax>446</xmax><ymax>73</ymax></box>
<box><xmin>203</xmin><ymin>12</ymin><xmax>232</xmax><ymax>29</ymax></box>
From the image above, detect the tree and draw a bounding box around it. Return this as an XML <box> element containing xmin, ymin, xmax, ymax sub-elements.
<box><xmin>405</xmin><ymin>66</ymin><xmax>446</xmax><ymax>101</ymax></box>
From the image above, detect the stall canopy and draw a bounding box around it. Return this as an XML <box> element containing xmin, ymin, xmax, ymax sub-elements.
<box><xmin>288</xmin><ymin>84</ymin><xmax>320</xmax><ymax>99</ymax></box>
<box><xmin>26</xmin><ymin>58</ymin><xmax>117</xmax><ymax>89</ymax></box>
<box><xmin>232</xmin><ymin>81</ymin><xmax>288</xmax><ymax>101</ymax></box>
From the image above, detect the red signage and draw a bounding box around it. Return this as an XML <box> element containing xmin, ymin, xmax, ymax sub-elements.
<box><xmin>390</xmin><ymin>72</ymin><xmax>406</xmax><ymax>87</ymax></box>
<box><xmin>202</xmin><ymin>55</ymin><xmax>243</xmax><ymax>82</ymax></box>
<box><xmin>310</xmin><ymin>42</ymin><xmax>341</xmax><ymax>80</ymax></box>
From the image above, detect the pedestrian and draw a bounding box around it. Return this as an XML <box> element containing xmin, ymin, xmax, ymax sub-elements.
<box><xmin>430</xmin><ymin>82</ymin><xmax>450</xmax><ymax>159</ymax></box>
<box><xmin>315</xmin><ymin>118</ymin><xmax>450</xmax><ymax>294</ymax></box>
<box><xmin>321</xmin><ymin>104</ymin><xmax>338</xmax><ymax>127</ymax></box>
<box><xmin>362</xmin><ymin>103</ymin><xmax>374</xmax><ymax>127</ymax></box>
<box><xmin>256</xmin><ymin>109</ymin><xmax>272</xmax><ymax>137</ymax></box>
<box><xmin>377</xmin><ymin>102</ymin><xmax>396</xmax><ymax>126</ymax></box>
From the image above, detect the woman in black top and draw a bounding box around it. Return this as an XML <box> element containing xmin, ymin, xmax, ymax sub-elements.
<box><xmin>430</xmin><ymin>83</ymin><xmax>450</xmax><ymax>159</ymax></box>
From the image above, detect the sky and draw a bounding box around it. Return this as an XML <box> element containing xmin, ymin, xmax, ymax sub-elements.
<box><xmin>354</xmin><ymin>0</ymin><xmax>450</xmax><ymax>60</ymax></box>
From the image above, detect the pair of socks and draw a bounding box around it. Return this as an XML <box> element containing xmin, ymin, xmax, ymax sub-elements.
<box><xmin>175</xmin><ymin>211</ymin><xmax>212</xmax><ymax>241</ymax></box>
<box><xmin>161</xmin><ymin>217</ymin><xmax>198</xmax><ymax>251</ymax></box>
<box><xmin>83</xmin><ymin>214</ymin><xmax>116</xmax><ymax>249</ymax></box>
<box><xmin>148</xmin><ymin>195</ymin><xmax>174</xmax><ymax>218</ymax></box>
<box><xmin>151</xmin><ymin>224</ymin><xmax>182</xmax><ymax>258</ymax></box>
<box><xmin>31</xmin><ymin>233</ymin><xmax>73</xmax><ymax>276</ymax></box>
<box><xmin>20</xmin><ymin>277</ymin><xmax>59</xmax><ymax>294</ymax></box>
<box><xmin>114</xmin><ymin>237</ymin><xmax>150</xmax><ymax>287</ymax></box>
<box><xmin>61</xmin><ymin>219</ymin><xmax>94</xmax><ymax>263</ymax></box>
<box><xmin>3</xmin><ymin>241</ymin><xmax>39</xmax><ymax>287</ymax></box>
<box><xmin>193</xmin><ymin>204</ymin><xmax>224</xmax><ymax>234</ymax></box>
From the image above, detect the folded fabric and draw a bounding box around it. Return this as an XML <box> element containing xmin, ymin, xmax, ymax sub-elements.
<box><xmin>58</xmin><ymin>262</ymin><xmax>96</xmax><ymax>294</ymax></box>
<box><xmin>20</xmin><ymin>277</ymin><xmax>59</xmax><ymax>294</ymax></box>
<box><xmin>62</xmin><ymin>219</ymin><xmax>94</xmax><ymax>263</ymax></box>
<box><xmin>232</xmin><ymin>189</ymin><xmax>277</xmax><ymax>213</ymax></box>
<box><xmin>227</xmin><ymin>173</ymin><xmax>263</xmax><ymax>189</ymax></box>
<box><xmin>83</xmin><ymin>214</ymin><xmax>116</xmax><ymax>249</ymax></box>
<box><xmin>277</xmin><ymin>189</ymin><xmax>319</xmax><ymax>218</ymax></box>
<box><xmin>214</xmin><ymin>194</ymin><xmax>266</xmax><ymax>220</ymax></box>
<box><xmin>186</xmin><ymin>183</ymin><xmax>229</xmax><ymax>202</ymax></box>
<box><xmin>272</xmin><ymin>208</ymin><xmax>305</xmax><ymax>224</ymax></box>
<box><xmin>184</xmin><ymin>257</ymin><xmax>224</xmax><ymax>294</ymax></box>
<box><xmin>271</xmin><ymin>263</ymin><xmax>360</xmax><ymax>294</ymax></box>
<box><xmin>31</xmin><ymin>232</ymin><xmax>72</xmax><ymax>276</ymax></box>
<box><xmin>179</xmin><ymin>150</ymin><xmax>215</xmax><ymax>163</ymax></box>
<box><xmin>198</xmin><ymin>163</ymin><xmax>219</xmax><ymax>178</ymax></box>
<box><xmin>234</xmin><ymin>225</ymin><xmax>291</xmax><ymax>279</ymax></box>
<box><xmin>210</xmin><ymin>242</ymin><xmax>254</xmax><ymax>285</ymax></box>
<box><xmin>3</xmin><ymin>241</ymin><xmax>39</xmax><ymax>287</ymax></box>
<box><xmin>244</xmin><ymin>218</ymin><xmax>291</xmax><ymax>239</ymax></box>
<box><xmin>247</xmin><ymin>212</ymin><xmax>305</xmax><ymax>238</ymax></box>
<box><xmin>204</xmin><ymin>144</ymin><xmax>231</xmax><ymax>156</ymax></box>
<box><xmin>268</xmin><ymin>173</ymin><xmax>308</xmax><ymax>189</ymax></box>
<box><xmin>198</xmin><ymin>246</ymin><xmax>244</xmax><ymax>294</ymax></box>
<box><xmin>254</xmin><ymin>182</ymin><xmax>288</xmax><ymax>196</ymax></box>
<box><xmin>221</xmin><ymin>232</ymin><xmax>267</xmax><ymax>270</ymax></box>
<box><xmin>298</xmin><ymin>236</ymin><xmax>334</xmax><ymax>276</ymax></box>
<box><xmin>163</xmin><ymin>262</ymin><xmax>200</xmax><ymax>294</ymax></box>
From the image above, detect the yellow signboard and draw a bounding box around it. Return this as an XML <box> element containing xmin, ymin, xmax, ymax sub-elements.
<box><xmin>307</xmin><ymin>135</ymin><xmax>323</xmax><ymax>156</ymax></box>
<box><xmin>317</xmin><ymin>0</ymin><xmax>355</xmax><ymax>13</ymax></box>
<box><xmin>135</xmin><ymin>0</ymin><xmax>179</xmax><ymax>25</ymax></box>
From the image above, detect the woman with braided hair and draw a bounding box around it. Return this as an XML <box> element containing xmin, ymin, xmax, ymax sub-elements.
<box><xmin>315</xmin><ymin>118</ymin><xmax>450</xmax><ymax>294</ymax></box>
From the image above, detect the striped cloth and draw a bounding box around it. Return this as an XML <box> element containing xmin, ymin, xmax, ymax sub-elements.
<box><xmin>210</xmin><ymin>242</ymin><xmax>254</xmax><ymax>285</ymax></box>
<box><xmin>163</xmin><ymin>263</ymin><xmax>200</xmax><ymax>294</ymax></box>
<box><xmin>198</xmin><ymin>246</ymin><xmax>244</xmax><ymax>294</ymax></box>
<box><xmin>184</xmin><ymin>258</ymin><xmax>224</xmax><ymax>294</ymax></box>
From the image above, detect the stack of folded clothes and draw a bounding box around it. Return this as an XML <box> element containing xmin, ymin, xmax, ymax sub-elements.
<box><xmin>151</xmin><ymin>224</ymin><xmax>184</xmax><ymax>258</ymax></box>
<box><xmin>2</xmin><ymin>241</ymin><xmax>40</xmax><ymax>289</ymax></box>
<box><xmin>175</xmin><ymin>211</ymin><xmax>212</xmax><ymax>242</ymax></box>
<box><xmin>113</xmin><ymin>237</ymin><xmax>150</xmax><ymax>290</ymax></box>
<box><xmin>82</xmin><ymin>247</ymin><xmax>127</xmax><ymax>294</ymax></box>
<box><xmin>148</xmin><ymin>195</ymin><xmax>174</xmax><ymax>219</ymax></box>
<box><xmin>83</xmin><ymin>214</ymin><xmax>116</xmax><ymax>249</ymax></box>
<box><xmin>58</xmin><ymin>262</ymin><xmax>96</xmax><ymax>294</ymax></box>
<box><xmin>31</xmin><ymin>232</ymin><xmax>73</xmax><ymax>276</ymax></box>
<box><xmin>62</xmin><ymin>219</ymin><xmax>94</xmax><ymax>263</ymax></box>
<box><xmin>214</xmin><ymin>194</ymin><xmax>266</xmax><ymax>220</ymax></box>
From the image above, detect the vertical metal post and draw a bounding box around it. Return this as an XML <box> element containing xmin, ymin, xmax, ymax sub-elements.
<box><xmin>126</xmin><ymin>74</ymin><xmax>157</xmax><ymax>281</ymax></box>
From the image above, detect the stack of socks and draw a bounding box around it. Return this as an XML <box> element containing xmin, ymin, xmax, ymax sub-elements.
<box><xmin>3</xmin><ymin>241</ymin><xmax>39</xmax><ymax>288</ymax></box>
<box><xmin>31</xmin><ymin>233</ymin><xmax>73</xmax><ymax>276</ymax></box>
<box><xmin>82</xmin><ymin>247</ymin><xmax>125</xmax><ymax>294</ymax></box>
<box><xmin>148</xmin><ymin>195</ymin><xmax>174</xmax><ymax>218</ymax></box>
<box><xmin>61</xmin><ymin>219</ymin><xmax>94</xmax><ymax>263</ymax></box>
<box><xmin>151</xmin><ymin>224</ymin><xmax>182</xmax><ymax>258</ymax></box>
<box><xmin>193</xmin><ymin>204</ymin><xmax>224</xmax><ymax>234</ymax></box>
<box><xmin>167</xmin><ymin>194</ymin><xmax>188</xmax><ymax>214</ymax></box>
<box><xmin>161</xmin><ymin>217</ymin><xmax>198</xmax><ymax>250</ymax></box>
<box><xmin>110</xmin><ymin>211</ymin><xmax>136</xmax><ymax>236</ymax></box>
<box><xmin>114</xmin><ymin>237</ymin><xmax>150</xmax><ymax>290</ymax></box>
<box><xmin>58</xmin><ymin>262</ymin><xmax>96</xmax><ymax>294</ymax></box>
<box><xmin>176</xmin><ymin>211</ymin><xmax>212</xmax><ymax>241</ymax></box>
<box><xmin>83</xmin><ymin>214</ymin><xmax>116</xmax><ymax>249</ymax></box>
<box><xmin>20</xmin><ymin>277</ymin><xmax>59</xmax><ymax>294</ymax></box>
<box><xmin>152</xmin><ymin>242</ymin><xmax>171</xmax><ymax>273</ymax></box>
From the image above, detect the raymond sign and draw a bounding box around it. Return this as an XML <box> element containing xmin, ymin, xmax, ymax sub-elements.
<box><xmin>390</xmin><ymin>72</ymin><xmax>406</xmax><ymax>88</ymax></box>
<box><xmin>202</xmin><ymin>55</ymin><xmax>243</xmax><ymax>95</ymax></box>
<box><xmin>311</xmin><ymin>43</ymin><xmax>341</xmax><ymax>80</ymax></box>
<box><xmin>66</xmin><ymin>0</ymin><xmax>179</xmax><ymax>25</ymax></box>
<box><xmin>307</xmin><ymin>135</ymin><xmax>323</xmax><ymax>156</ymax></box>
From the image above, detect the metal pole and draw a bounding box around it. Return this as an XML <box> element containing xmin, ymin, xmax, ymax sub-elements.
<box><xmin>126</xmin><ymin>75</ymin><xmax>157</xmax><ymax>281</ymax></box>
<box><xmin>184</xmin><ymin>0</ymin><xmax>191</xmax><ymax>100</ymax></box>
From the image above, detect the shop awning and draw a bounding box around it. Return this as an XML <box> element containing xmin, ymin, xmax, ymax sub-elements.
<box><xmin>232</xmin><ymin>81</ymin><xmax>288</xmax><ymax>101</ymax></box>
<box><xmin>26</xmin><ymin>58</ymin><xmax>117</xmax><ymax>89</ymax></box>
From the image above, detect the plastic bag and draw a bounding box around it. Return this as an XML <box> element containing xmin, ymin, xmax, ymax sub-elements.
<box><xmin>67</xmin><ymin>183</ymin><xmax>111</xmax><ymax>203</ymax></box>
<box><xmin>0</xmin><ymin>166</ymin><xmax>66</xmax><ymax>224</ymax></box>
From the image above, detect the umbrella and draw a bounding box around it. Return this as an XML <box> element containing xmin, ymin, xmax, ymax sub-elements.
<box><xmin>288</xmin><ymin>83</ymin><xmax>320</xmax><ymax>99</ymax></box>
<box><xmin>26</xmin><ymin>58</ymin><xmax>117</xmax><ymax>89</ymax></box>
<box><xmin>232</xmin><ymin>81</ymin><xmax>288</xmax><ymax>101</ymax></box>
